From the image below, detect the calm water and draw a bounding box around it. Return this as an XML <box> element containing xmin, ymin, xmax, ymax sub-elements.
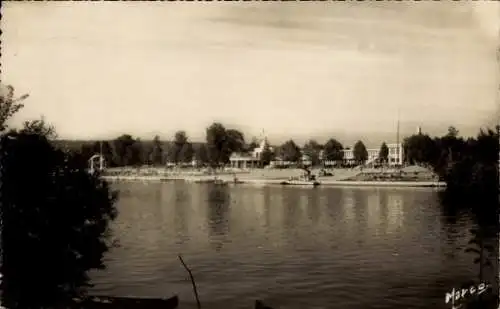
<box><xmin>89</xmin><ymin>182</ymin><xmax>496</xmax><ymax>309</ymax></box>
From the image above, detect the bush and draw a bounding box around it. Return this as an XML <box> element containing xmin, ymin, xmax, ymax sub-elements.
<box><xmin>1</xmin><ymin>130</ymin><xmax>118</xmax><ymax>309</ymax></box>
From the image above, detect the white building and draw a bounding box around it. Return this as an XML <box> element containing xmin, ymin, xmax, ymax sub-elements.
<box><xmin>340</xmin><ymin>143</ymin><xmax>403</xmax><ymax>166</ymax></box>
<box><xmin>342</xmin><ymin>148</ymin><xmax>355</xmax><ymax>165</ymax></box>
<box><xmin>301</xmin><ymin>153</ymin><xmax>312</xmax><ymax>166</ymax></box>
<box><xmin>386</xmin><ymin>143</ymin><xmax>403</xmax><ymax>165</ymax></box>
<box><xmin>229</xmin><ymin>138</ymin><xmax>274</xmax><ymax>169</ymax></box>
<box><xmin>252</xmin><ymin>138</ymin><xmax>274</xmax><ymax>160</ymax></box>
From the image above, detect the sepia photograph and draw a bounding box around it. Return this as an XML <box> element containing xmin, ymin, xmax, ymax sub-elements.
<box><xmin>1</xmin><ymin>1</ymin><xmax>499</xmax><ymax>309</ymax></box>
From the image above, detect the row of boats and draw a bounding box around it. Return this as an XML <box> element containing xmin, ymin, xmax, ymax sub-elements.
<box><xmin>200</xmin><ymin>177</ymin><xmax>320</xmax><ymax>187</ymax></box>
<box><xmin>279</xmin><ymin>173</ymin><xmax>320</xmax><ymax>186</ymax></box>
<box><xmin>207</xmin><ymin>170</ymin><xmax>321</xmax><ymax>187</ymax></box>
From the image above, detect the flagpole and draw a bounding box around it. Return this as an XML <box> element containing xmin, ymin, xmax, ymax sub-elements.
<box><xmin>396</xmin><ymin>107</ymin><xmax>400</xmax><ymax>166</ymax></box>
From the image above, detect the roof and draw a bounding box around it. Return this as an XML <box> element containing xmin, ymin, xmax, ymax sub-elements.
<box><xmin>230</xmin><ymin>152</ymin><xmax>253</xmax><ymax>159</ymax></box>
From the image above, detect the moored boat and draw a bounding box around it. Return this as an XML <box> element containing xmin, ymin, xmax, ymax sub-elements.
<box><xmin>280</xmin><ymin>167</ymin><xmax>320</xmax><ymax>186</ymax></box>
<box><xmin>280</xmin><ymin>180</ymin><xmax>320</xmax><ymax>186</ymax></box>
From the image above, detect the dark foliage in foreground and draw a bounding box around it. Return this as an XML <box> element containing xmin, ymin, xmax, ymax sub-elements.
<box><xmin>439</xmin><ymin>190</ymin><xmax>499</xmax><ymax>309</ymax></box>
<box><xmin>1</xmin><ymin>129</ymin><xmax>118</xmax><ymax>309</ymax></box>
<box><xmin>405</xmin><ymin>126</ymin><xmax>499</xmax><ymax>197</ymax></box>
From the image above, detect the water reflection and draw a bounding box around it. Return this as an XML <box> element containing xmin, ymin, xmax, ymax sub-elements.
<box><xmin>387</xmin><ymin>191</ymin><xmax>404</xmax><ymax>233</ymax></box>
<box><xmin>206</xmin><ymin>185</ymin><xmax>231</xmax><ymax>252</ymax></box>
<box><xmin>445</xmin><ymin>193</ymin><xmax>498</xmax><ymax>287</ymax></box>
<box><xmin>305</xmin><ymin>190</ymin><xmax>320</xmax><ymax>225</ymax></box>
<box><xmin>282</xmin><ymin>188</ymin><xmax>300</xmax><ymax>232</ymax></box>
<box><xmin>88</xmin><ymin>183</ymin><xmax>495</xmax><ymax>309</ymax></box>
<box><xmin>174</xmin><ymin>182</ymin><xmax>189</xmax><ymax>243</ymax></box>
<box><xmin>341</xmin><ymin>188</ymin><xmax>356</xmax><ymax>229</ymax></box>
<box><xmin>367</xmin><ymin>190</ymin><xmax>381</xmax><ymax>232</ymax></box>
<box><xmin>262</xmin><ymin>187</ymin><xmax>272</xmax><ymax>230</ymax></box>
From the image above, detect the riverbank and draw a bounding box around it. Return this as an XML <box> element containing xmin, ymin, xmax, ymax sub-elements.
<box><xmin>101</xmin><ymin>166</ymin><xmax>445</xmax><ymax>188</ymax></box>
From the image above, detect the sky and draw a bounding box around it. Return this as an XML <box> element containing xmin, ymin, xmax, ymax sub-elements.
<box><xmin>2</xmin><ymin>2</ymin><xmax>499</xmax><ymax>146</ymax></box>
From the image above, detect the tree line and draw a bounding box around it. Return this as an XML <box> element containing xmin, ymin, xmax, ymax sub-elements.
<box><xmin>73</xmin><ymin>124</ymin><xmax>373</xmax><ymax>168</ymax></box>
<box><xmin>73</xmin><ymin>123</ymin><xmax>499</xmax><ymax>177</ymax></box>
<box><xmin>404</xmin><ymin>125</ymin><xmax>499</xmax><ymax>195</ymax></box>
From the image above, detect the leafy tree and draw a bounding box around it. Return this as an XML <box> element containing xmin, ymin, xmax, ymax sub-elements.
<box><xmin>402</xmin><ymin>125</ymin><xmax>498</xmax><ymax>197</ymax></box>
<box><xmin>323</xmin><ymin>138</ymin><xmax>344</xmax><ymax>163</ymax></box>
<box><xmin>402</xmin><ymin>133</ymin><xmax>437</xmax><ymax>165</ymax></box>
<box><xmin>225</xmin><ymin>129</ymin><xmax>245</xmax><ymax>154</ymax></box>
<box><xmin>128</xmin><ymin>138</ymin><xmax>144</xmax><ymax>167</ymax></box>
<box><xmin>111</xmin><ymin>134</ymin><xmax>137</xmax><ymax>166</ymax></box>
<box><xmin>259</xmin><ymin>142</ymin><xmax>274</xmax><ymax>167</ymax></box>
<box><xmin>150</xmin><ymin>135</ymin><xmax>164</xmax><ymax>166</ymax></box>
<box><xmin>179</xmin><ymin>142</ymin><xmax>194</xmax><ymax>163</ymax></box>
<box><xmin>194</xmin><ymin>143</ymin><xmax>209</xmax><ymax>165</ymax></box>
<box><xmin>432</xmin><ymin>130</ymin><xmax>466</xmax><ymax>177</ymax></box>
<box><xmin>165</xmin><ymin>145</ymin><xmax>175</xmax><ymax>164</ymax></box>
<box><xmin>174</xmin><ymin>130</ymin><xmax>188</xmax><ymax>145</ymax></box>
<box><xmin>247</xmin><ymin>137</ymin><xmax>259</xmax><ymax>152</ymax></box>
<box><xmin>466</xmin><ymin>225</ymin><xmax>497</xmax><ymax>283</ymax></box>
<box><xmin>378</xmin><ymin>142</ymin><xmax>389</xmax><ymax>164</ymax></box>
<box><xmin>446</xmin><ymin>126</ymin><xmax>459</xmax><ymax>138</ymax></box>
<box><xmin>205</xmin><ymin>123</ymin><xmax>245</xmax><ymax>167</ymax></box>
<box><xmin>0</xmin><ymin>85</ymin><xmax>29</xmax><ymax>132</ymax></box>
<box><xmin>472</xmin><ymin>128</ymin><xmax>498</xmax><ymax>164</ymax></box>
<box><xmin>170</xmin><ymin>131</ymin><xmax>189</xmax><ymax>164</ymax></box>
<box><xmin>79</xmin><ymin>144</ymin><xmax>93</xmax><ymax>161</ymax></box>
<box><xmin>206</xmin><ymin>123</ymin><xmax>227</xmax><ymax>167</ymax></box>
<box><xmin>302</xmin><ymin>140</ymin><xmax>322</xmax><ymax>166</ymax></box>
<box><xmin>0</xmin><ymin>86</ymin><xmax>118</xmax><ymax>309</ymax></box>
<box><xmin>279</xmin><ymin>140</ymin><xmax>301</xmax><ymax>162</ymax></box>
<box><xmin>353</xmin><ymin>140</ymin><xmax>368</xmax><ymax>165</ymax></box>
<box><xmin>21</xmin><ymin>117</ymin><xmax>56</xmax><ymax>139</ymax></box>
<box><xmin>89</xmin><ymin>141</ymin><xmax>114</xmax><ymax>167</ymax></box>
<box><xmin>441</xmin><ymin>129</ymin><xmax>498</xmax><ymax>194</ymax></box>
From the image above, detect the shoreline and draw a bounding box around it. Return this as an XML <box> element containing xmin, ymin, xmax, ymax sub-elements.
<box><xmin>101</xmin><ymin>175</ymin><xmax>446</xmax><ymax>188</ymax></box>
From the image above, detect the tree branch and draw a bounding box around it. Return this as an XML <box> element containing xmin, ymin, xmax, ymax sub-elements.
<box><xmin>178</xmin><ymin>255</ymin><xmax>201</xmax><ymax>309</ymax></box>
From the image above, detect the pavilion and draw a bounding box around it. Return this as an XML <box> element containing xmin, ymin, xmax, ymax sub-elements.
<box><xmin>229</xmin><ymin>138</ymin><xmax>273</xmax><ymax>169</ymax></box>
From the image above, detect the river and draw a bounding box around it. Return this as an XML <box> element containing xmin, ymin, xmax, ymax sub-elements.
<box><xmin>88</xmin><ymin>181</ymin><xmax>497</xmax><ymax>309</ymax></box>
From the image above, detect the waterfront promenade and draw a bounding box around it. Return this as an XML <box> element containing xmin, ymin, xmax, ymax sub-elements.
<box><xmin>101</xmin><ymin>166</ymin><xmax>446</xmax><ymax>188</ymax></box>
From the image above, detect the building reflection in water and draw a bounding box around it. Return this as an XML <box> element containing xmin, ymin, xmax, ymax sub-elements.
<box><xmin>266</xmin><ymin>187</ymin><xmax>285</xmax><ymax>249</ymax></box>
<box><xmin>282</xmin><ymin>188</ymin><xmax>301</xmax><ymax>232</ymax></box>
<box><xmin>305</xmin><ymin>189</ymin><xmax>320</xmax><ymax>225</ymax></box>
<box><xmin>366</xmin><ymin>189</ymin><xmax>381</xmax><ymax>234</ymax></box>
<box><xmin>338</xmin><ymin>188</ymin><xmax>407</xmax><ymax>241</ymax></box>
<box><xmin>262</xmin><ymin>187</ymin><xmax>272</xmax><ymax>230</ymax></box>
<box><xmin>254</xmin><ymin>187</ymin><xmax>266</xmax><ymax>218</ymax></box>
<box><xmin>377</xmin><ymin>191</ymin><xmax>389</xmax><ymax>235</ymax></box>
<box><xmin>227</xmin><ymin>186</ymin><xmax>267</xmax><ymax>248</ymax></box>
<box><xmin>206</xmin><ymin>184</ymin><xmax>231</xmax><ymax>252</ymax></box>
<box><xmin>386</xmin><ymin>191</ymin><xmax>404</xmax><ymax>233</ymax></box>
<box><xmin>299</xmin><ymin>192</ymin><xmax>309</xmax><ymax>213</ymax></box>
<box><xmin>93</xmin><ymin>183</ymin><xmax>487</xmax><ymax>307</ymax></box>
<box><xmin>173</xmin><ymin>182</ymin><xmax>189</xmax><ymax>243</ymax></box>
<box><xmin>269</xmin><ymin>187</ymin><xmax>285</xmax><ymax>230</ymax></box>
<box><xmin>341</xmin><ymin>188</ymin><xmax>356</xmax><ymax>230</ymax></box>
